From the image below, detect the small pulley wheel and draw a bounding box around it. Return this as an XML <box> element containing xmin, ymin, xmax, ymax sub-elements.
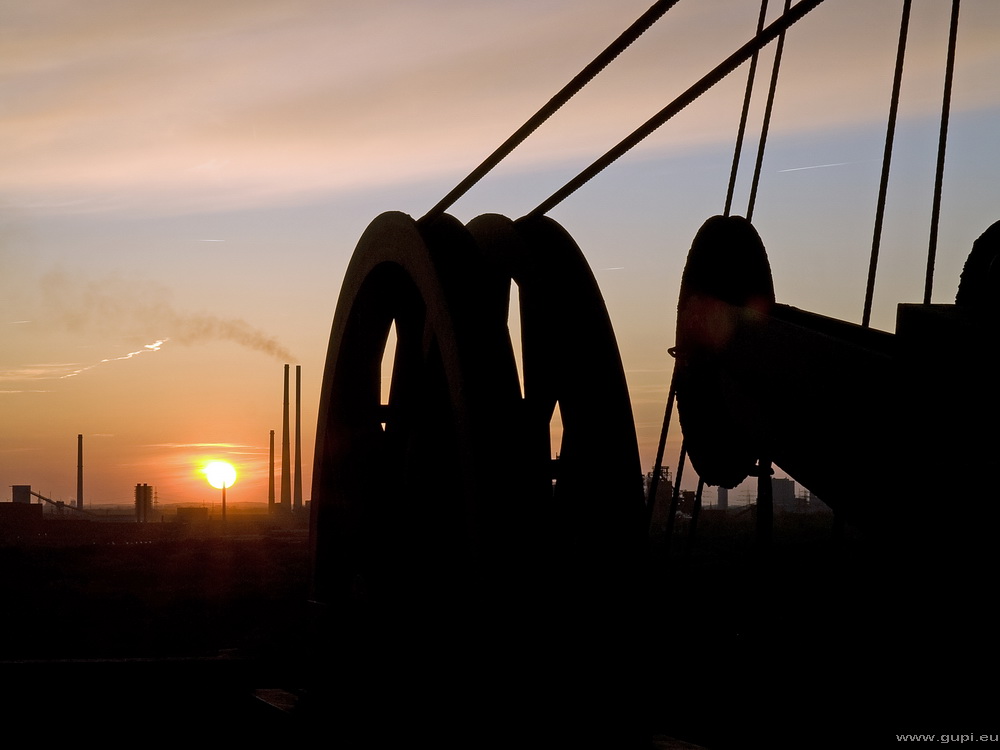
<box><xmin>674</xmin><ymin>215</ymin><xmax>775</xmax><ymax>489</ymax></box>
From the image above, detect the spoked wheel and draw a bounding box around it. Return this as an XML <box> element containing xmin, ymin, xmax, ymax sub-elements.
<box><xmin>310</xmin><ymin>211</ymin><xmax>524</xmax><ymax>619</ymax></box>
<box><xmin>466</xmin><ymin>213</ymin><xmax>645</xmax><ymax>594</ymax></box>
<box><xmin>466</xmin><ymin>213</ymin><xmax>647</xmax><ymax>733</ymax></box>
<box><xmin>674</xmin><ymin>214</ymin><xmax>775</xmax><ymax>489</ymax></box>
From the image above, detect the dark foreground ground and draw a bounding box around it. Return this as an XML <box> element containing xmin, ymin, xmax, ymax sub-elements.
<box><xmin>0</xmin><ymin>509</ymin><xmax>994</xmax><ymax>747</ymax></box>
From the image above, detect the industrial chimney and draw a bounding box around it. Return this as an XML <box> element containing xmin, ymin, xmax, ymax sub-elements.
<box><xmin>280</xmin><ymin>364</ymin><xmax>291</xmax><ymax>513</ymax></box>
<box><xmin>268</xmin><ymin>429</ymin><xmax>276</xmax><ymax>514</ymax></box>
<box><xmin>293</xmin><ymin>365</ymin><xmax>303</xmax><ymax>513</ymax></box>
<box><xmin>77</xmin><ymin>434</ymin><xmax>84</xmax><ymax>510</ymax></box>
<box><xmin>135</xmin><ymin>483</ymin><xmax>152</xmax><ymax>523</ymax></box>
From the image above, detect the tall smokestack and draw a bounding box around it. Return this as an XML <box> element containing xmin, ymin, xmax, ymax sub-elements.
<box><xmin>280</xmin><ymin>364</ymin><xmax>291</xmax><ymax>513</ymax></box>
<box><xmin>268</xmin><ymin>429</ymin><xmax>276</xmax><ymax>513</ymax></box>
<box><xmin>77</xmin><ymin>434</ymin><xmax>84</xmax><ymax>510</ymax></box>
<box><xmin>293</xmin><ymin>365</ymin><xmax>303</xmax><ymax>513</ymax></box>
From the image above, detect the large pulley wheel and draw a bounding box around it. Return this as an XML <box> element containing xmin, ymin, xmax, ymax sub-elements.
<box><xmin>956</xmin><ymin>219</ymin><xmax>1000</xmax><ymax>313</ymax></box>
<box><xmin>929</xmin><ymin>219</ymin><xmax>1000</xmax><ymax>508</ymax></box>
<box><xmin>466</xmin><ymin>213</ymin><xmax>645</xmax><ymax>591</ymax></box>
<box><xmin>310</xmin><ymin>211</ymin><xmax>523</xmax><ymax>616</ymax></box>
<box><xmin>675</xmin><ymin>215</ymin><xmax>775</xmax><ymax>489</ymax></box>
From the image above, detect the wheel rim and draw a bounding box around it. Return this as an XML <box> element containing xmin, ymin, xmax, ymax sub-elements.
<box><xmin>675</xmin><ymin>214</ymin><xmax>775</xmax><ymax>489</ymax></box>
<box><xmin>956</xmin><ymin>219</ymin><xmax>1000</xmax><ymax>312</ymax></box>
<box><xmin>467</xmin><ymin>212</ymin><xmax>645</xmax><ymax>589</ymax></box>
<box><xmin>310</xmin><ymin>211</ymin><xmax>522</xmax><ymax>613</ymax></box>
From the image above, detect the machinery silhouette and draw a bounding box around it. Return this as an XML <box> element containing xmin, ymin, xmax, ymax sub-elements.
<box><xmin>307</xmin><ymin>1</ymin><xmax>994</xmax><ymax>745</ymax></box>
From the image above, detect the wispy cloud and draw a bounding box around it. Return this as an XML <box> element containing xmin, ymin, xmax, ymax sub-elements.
<box><xmin>148</xmin><ymin>442</ymin><xmax>256</xmax><ymax>449</ymax></box>
<box><xmin>7</xmin><ymin>1</ymin><xmax>997</xmax><ymax>216</ymax></box>
<box><xmin>1</xmin><ymin>362</ymin><xmax>82</xmax><ymax>382</ymax></box>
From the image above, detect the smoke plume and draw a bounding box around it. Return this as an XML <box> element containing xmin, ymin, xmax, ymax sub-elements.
<box><xmin>38</xmin><ymin>270</ymin><xmax>294</xmax><ymax>362</ymax></box>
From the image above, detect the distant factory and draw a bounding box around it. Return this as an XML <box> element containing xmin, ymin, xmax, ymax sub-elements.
<box><xmin>1</xmin><ymin>365</ymin><xmax>308</xmax><ymax>543</ymax></box>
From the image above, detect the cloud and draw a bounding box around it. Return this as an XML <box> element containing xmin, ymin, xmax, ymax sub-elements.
<box><xmin>2</xmin><ymin>0</ymin><xmax>999</xmax><ymax>216</ymax></box>
<box><xmin>148</xmin><ymin>442</ymin><xmax>256</xmax><ymax>449</ymax></box>
<box><xmin>0</xmin><ymin>363</ymin><xmax>82</xmax><ymax>383</ymax></box>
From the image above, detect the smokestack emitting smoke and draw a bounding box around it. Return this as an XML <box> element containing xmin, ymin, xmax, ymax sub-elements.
<box><xmin>281</xmin><ymin>364</ymin><xmax>291</xmax><ymax>513</ymax></box>
<box><xmin>77</xmin><ymin>433</ymin><xmax>83</xmax><ymax>509</ymax></box>
<box><xmin>39</xmin><ymin>270</ymin><xmax>294</xmax><ymax>362</ymax></box>
<box><xmin>269</xmin><ymin>429</ymin><xmax>275</xmax><ymax>513</ymax></box>
<box><xmin>294</xmin><ymin>365</ymin><xmax>302</xmax><ymax>513</ymax></box>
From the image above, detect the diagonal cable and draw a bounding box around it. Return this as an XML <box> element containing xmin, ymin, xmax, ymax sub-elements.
<box><xmin>862</xmin><ymin>0</ymin><xmax>912</xmax><ymax>328</ymax></box>
<box><xmin>422</xmin><ymin>0</ymin><xmax>684</xmax><ymax>222</ymax></box>
<box><xmin>924</xmin><ymin>0</ymin><xmax>961</xmax><ymax>305</ymax></box>
<box><xmin>746</xmin><ymin>0</ymin><xmax>792</xmax><ymax>223</ymax></box>
<box><xmin>528</xmin><ymin>0</ymin><xmax>827</xmax><ymax>218</ymax></box>
<box><xmin>725</xmin><ymin>0</ymin><xmax>770</xmax><ymax>217</ymax></box>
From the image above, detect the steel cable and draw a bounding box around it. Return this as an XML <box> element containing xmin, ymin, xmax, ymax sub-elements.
<box><xmin>422</xmin><ymin>0</ymin><xmax>684</xmax><ymax>222</ymax></box>
<box><xmin>528</xmin><ymin>0</ymin><xmax>827</xmax><ymax>217</ymax></box>
<box><xmin>746</xmin><ymin>0</ymin><xmax>792</xmax><ymax>223</ymax></box>
<box><xmin>924</xmin><ymin>0</ymin><xmax>961</xmax><ymax>305</ymax></box>
<box><xmin>645</xmin><ymin>357</ymin><xmax>678</xmax><ymax>525</ymax></box>
<box><xmin>862</xmin><ymin>0</ymin><xmax>912</xmax><ymax>328</ymax></box>
<box><xmin>725</xmin><ymin>0</ymin><xmax>770</xmax><ymax>217</ymax></box>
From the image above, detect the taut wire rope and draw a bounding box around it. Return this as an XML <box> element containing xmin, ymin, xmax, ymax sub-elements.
<box><xmin>924</xmin><ymin>0</ymin><xmax>961</xmax><ymax>305</ymax></box>
<box><xmin>862</xmin><ymin>0</ymin><xmax>912</xmax><ymax>328</ymax></box>
<box><xmin>746</xmin><ymin>0</ymin><xmax>792</xmax><ymax>223</ymax></box>
<box><xmin>645</xmin><ymin>352</ymin><xmax>678</xmax><ymax>522</ymax></box>
<box><xmin>529</xmin><ymin>0</ymin><xmax>827</xmax><ymax>218</ymax></box>
<box><xmin>422</xmin><ymin>0</ymin><xmax>684</xmax><ymax>222</ymax></box>
<box><xmin>725</xmin><ymin>0</ymin><xmax>770</xmax><ymax>217</ymax></box>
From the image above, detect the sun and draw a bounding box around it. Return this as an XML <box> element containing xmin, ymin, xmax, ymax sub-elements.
<box><xmin>203</xmin><ymin>460</ymin><xmax>237</xmax><ymax>490</ymax></box>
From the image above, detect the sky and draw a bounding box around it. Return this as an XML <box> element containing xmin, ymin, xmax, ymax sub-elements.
<box><xmin>3</xmin><ymin>0</ymin><xmax>1000</xmax><ymax>509</ymax></box>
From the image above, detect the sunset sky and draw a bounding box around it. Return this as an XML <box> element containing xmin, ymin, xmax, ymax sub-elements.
<box><xmin>3</xmin><ymin>0</ymin><xmax>1000</xmax><ymax>508</ymax></box>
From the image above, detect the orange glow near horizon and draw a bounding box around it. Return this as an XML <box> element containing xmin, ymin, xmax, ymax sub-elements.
<box><xmin>203</xmin><ymin>460</ymin><xmax>237</xmax><ymax>490</ymax></box>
